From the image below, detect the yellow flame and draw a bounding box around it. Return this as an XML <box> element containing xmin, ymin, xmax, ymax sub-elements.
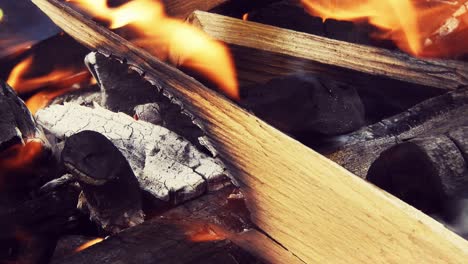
<box><xmin>68</xmin><ymin>0</ymin><xmax>239</xmax><ymax>99</ymax></box>
<box><xmin>0</xmin><ymin>8</ymin><xmax>4</xmax><ymax>22</ymax></box>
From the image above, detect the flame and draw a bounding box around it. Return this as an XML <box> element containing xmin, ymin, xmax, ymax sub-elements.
<box><xmin>68</xmin><ymin>0</ymin><xmax>239</xmax><ymax>99</ymax></box>
<box><xmin>242</xmin><ymin>13</ymin><xmax>249</xmax><ymax>21</ymax></box>
<box><xmin>75</xmin><ymin>238</ymin><xmax>104</xmax><ymax>252</ymax></box>
<box><xmin>0</xmin><ymin>140</ymin><xmax>43</xmax><ymax>171</ymax></box>
<box><xmin>6</xmin><ymin>56</ymin><xmax>91</xmax><ymax>113</ymax></box>
<box><xmin>0</xmin><ymin>8</ymin><xmax>4</xmax><ymax>22</ymax></box>
<box><xmin>301</xmin><ymin>0</ymin><xmax>468</xmax><ymax>57</ymax></box>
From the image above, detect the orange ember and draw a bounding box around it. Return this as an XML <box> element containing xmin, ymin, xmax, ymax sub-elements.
<box><xmin>301</xmin><ymin>0</ymin><xmax>468</xmax><ymax>57</ymax></box>
<box><xmin>68</xmin><ymin>0</ymin><xmax>239</xmax><ymax>99</ymax></box>
<box><xmin>181</xmin><ymin>222</ymin><xmax>230</xmax><ymax>242</ymax></box>
<box><xmin>75</xmin><ymin>238</ymin><xmax>104</xmax><ymax>252</ymax></box>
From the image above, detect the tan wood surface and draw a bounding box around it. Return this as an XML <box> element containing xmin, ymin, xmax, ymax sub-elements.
<box><xmin>188</xmin><ymin>11</ymin><xmax>468</xmax><ymax>89</ymax></box>
<box><xmin>31</xmin><ymin>0</ymin><xmax>468</xmax><ymax>263</ymax></box>
<box><xmin>163</xmin><ymin>0</ymin><xmax>229</xmax><ymax>19</ymax></box>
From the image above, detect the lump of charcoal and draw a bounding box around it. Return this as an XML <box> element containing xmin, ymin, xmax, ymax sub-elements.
<box><xmin>0</xmin><ymin>80</ymin><xmax>37</xmax><ymax>150</ymax></box>
<box><xmin>241</xmin><ymin>73</ymin><xmax>365</xmax><ymax>135</ymax></box>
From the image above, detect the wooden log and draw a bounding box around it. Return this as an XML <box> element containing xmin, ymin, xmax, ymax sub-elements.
<box><xmin>31</xmin><ymin>0</ymin><xmax>468</xmax><ymax>262</ymax></box>
<box><xmin>327</xmin><ymin>87</ymin><xmax>468</xmax><ymax>178</ymax></box>
<box><xmin>187</xmin><ymin>11</ymin><xmax>468</xmax><ymax>90</ymax></box>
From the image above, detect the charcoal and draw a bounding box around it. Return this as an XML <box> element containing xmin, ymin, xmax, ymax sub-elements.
<box><xmin>35</xmin><ymin>103</ymin><xmax>227</xmax><ymax>204</ymax></box>
<box><xmin>0</xmin><ymin>80</ymin><xmax>37</xmax><ymax>150</ymax></box>
<box><xmin>51</xmin><ymin>235</ymin><xmax>102</xmax><ymax>262</ymax></box>
<box><xmin>62</xmin><ymin>131</ymin><xmax>144</xmax><ymax>234</ymax></box>
<box><xmin>241</xmin><ymin>73</ymin><xmax>365</xmax><ymax>135</ymax></box>
<box><xmin>85</xmin><ymin>51</ymin><xmax>204</xmax><ymax>149</ymax></box>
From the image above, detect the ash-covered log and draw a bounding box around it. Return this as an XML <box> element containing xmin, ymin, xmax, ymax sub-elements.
<box><xmin>62</xmin><ymin>131</ymin><xmax>144</xmax><ymax>234</ymax></box>
<box><xmin>36</xmin><ymin>103</ymin><xmax>227</xmax><ymax>204</ymax></box>
<box><xmin>241</xmin><ymin>73</ymin><xmax>365</xmax><ymax>135</ymax></box>
<box><xmin>328</xmin><ymin>87</ymin><xmax>468</xmax><ymax>178</ymax></box>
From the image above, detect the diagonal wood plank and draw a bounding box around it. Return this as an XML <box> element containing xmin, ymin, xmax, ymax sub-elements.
<box><xmin>31</xmin><ymin>0</ymin><xmax>468</xmax><ymax>263</ymax></box>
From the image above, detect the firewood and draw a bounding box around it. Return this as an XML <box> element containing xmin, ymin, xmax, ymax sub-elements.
<box><xmin>32</xmin><ymin>0</ymin><xmax>468</xmax><ymax>262</ymax></box>
<box><xmin>62</xmin><ymin>131</ymin><xmax>144</xmax><ymax>234</ymax></box>
<box><xmin>241</xmin><ymin>73</ymin><xmax>365</xmax><ymax>135</ymax></box>
<box><xmin>188</xmin><ymin>11</ymin><xmax>468</xmax><ymax>90</ymax></box>
<box><xmin>35</xmin><ymin>103</ymin><xmax>227</xmax><ymax>204</ymax></box>
<box><xmin>327</xmin><ymin>87</ymin><xmax>468</xmax><ymax>178</ymax></box>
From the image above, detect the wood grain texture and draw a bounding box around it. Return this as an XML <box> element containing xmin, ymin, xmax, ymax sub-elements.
<box><xmin>163</xmin><ymin>0</ymin><xmax>229</xmax><ymax>19</ymax></box>
<box><xmin>31</xmin><ymin>0</ymin><xmax>468</xmax><ymax>262</ymax></box>
<box><xmin>188</xmin><ymin>11</ymin><xmax>468</xmax><ymax>89</ymax></box>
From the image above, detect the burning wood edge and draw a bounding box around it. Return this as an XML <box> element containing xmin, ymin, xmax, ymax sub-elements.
<box><xmin>187</xmin><ymin>11</ymin><xmax>468</xmax><ymax>89</ymax></box>
<box><xmin>328</xmin><ymin>87</ymin><xmax>468</xmax><ymax>178</ymax></box>
<box><xmin>31</xmin><ymin>0</ymin><xmax>468</xmax><ymax>262</ymax></box>
<box><xmin>35</xmin><ymin>103</ymin><xmax>226</xmax><ymax>204</ymax></box>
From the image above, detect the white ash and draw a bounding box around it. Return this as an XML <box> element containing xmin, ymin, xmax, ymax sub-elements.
<box><xmin>35</xmin><ymin>103</ymin><xmax>227</xmax><ymax>203</ymax></box>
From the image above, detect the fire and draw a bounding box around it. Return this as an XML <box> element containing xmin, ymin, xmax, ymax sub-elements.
<box><xmin>75</xmin><ymin>238</ymin><xmax>104</xmax><ymax>252</ymax></box>
<box><xmin>6</xmin><ymin>56</ymin><xmax>92</xmax><ymax>113</ymax></box>
<box><xmin>301</xmin><ymin>0</ymin><xmax>468</xmax><ymax>57</ymax></box>
<box><xmin>242</xmin><ymin>13</ymin><xmax>249</xmax><ymax>21</ymax></box>
<box><xmin>0</xmin><ymin>8</ymin><xmax>3</xmax><ymax>22</ymax></box>
<box><xmin>68</xmin><ymin>0</ymin><xmax>239</xmax><ymax>99</ymax></box>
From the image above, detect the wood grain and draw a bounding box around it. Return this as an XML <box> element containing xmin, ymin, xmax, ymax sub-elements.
<box><xmin>188</xmin><ymin>11</ymin><xmax>468</xmax><ymax>89</ymax></box>
<box><xmin>31</xmin><ymin>0</ymin><xmax>468</xmax><ymax>262</ymax></box>
<box><xmin>163</xmin><ymin>0</ymin><xmax>229</xmax><ymax>19</ymax></box>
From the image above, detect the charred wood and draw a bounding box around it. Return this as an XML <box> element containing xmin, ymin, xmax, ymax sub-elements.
<box><xmin>36</xmin><ymin>103</ymin><xmax>227</xmax><ymax>204</ymax></box>
<box><xmin>241</xmin><ymin>73</ymin><xmax>365</xmax><ymax>135</ymax></box>
<box><xmin>62</xmin><ymin>131</ymin><xmax>144</xmax><ymax>234</ymax></box>
<box><xmin>327</xmin><ymin>87</ymin><xmax>468</xmax><ymax>178</ymax></box>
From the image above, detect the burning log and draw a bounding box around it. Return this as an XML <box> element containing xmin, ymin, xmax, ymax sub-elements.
<box><xmin>62</xmin><ymin>131</ymin><xmax>144</xmax><ymax>234</ymax></box>
<box><xmin>31</xmin><ymin>0</ymin><xmax>468</xmax><ymax>262</ymax></box>
<box><xmin>187</xmin><ymin>11</ymin><xmax>468</xmax><ymax>90</ymax></box>
<box><xmin>367</xmin><ymin>127</ymin><xmax>468</xmax><ymax>219</ymax></box>
<box><xmin>35</xmin><ymin>103</ymin><xmax>227</xmax><ymax>204</ymax></box>
<box><xmin>327</xmin><ymin>87</ymin><xmax>468</xmax><ymax>178</ymax></box>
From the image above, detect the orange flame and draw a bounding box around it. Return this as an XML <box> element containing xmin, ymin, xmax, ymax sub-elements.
<box><xmin>68</xmin><ymin>0</ymin><xmax>239</xmax><ymax>99</ymax></box>
<box><xmin>6</xmin><ymin>56</ymin><xmax>91</xmax><ymax>113</ymax></box>
<box><xmin>242</xmin><ymin>13</ymin><xmax>249</xmax><ymax>21</ymax></box>
<box><xmin>0</xmin><ymin>140</ymin><xmax>43</xmax><ymax>171</ymax></box>
<box><xmin>301</xmin><ymin>0</ymin><xmax>468</xmax><ymax>57</ymax></box>
<box><xmin>75</xmin><ymin>238</ymin><xmax>104</xmax><ymax>252</ymax></box>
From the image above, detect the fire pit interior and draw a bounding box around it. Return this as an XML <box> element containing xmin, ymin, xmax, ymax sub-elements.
<box><xmin>2</xmin><ymin>0</ymin><xmax>468</xmax><ymax>263</ymax></box>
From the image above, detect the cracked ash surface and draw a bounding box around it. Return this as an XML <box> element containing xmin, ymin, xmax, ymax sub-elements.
<box><xmin>36</xmin><ymin>102</ymin><xmax>226</xmax><ymax>203</ymax></box>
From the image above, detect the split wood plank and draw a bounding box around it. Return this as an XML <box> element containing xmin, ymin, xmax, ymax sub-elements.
<box><xmin>188</xmin><ymin>11</ymin><xmax>468</xmax><ymax>89</ymax></box>
<box><xmin>163</xmin><ymin>0</ymin><xmax>230</xmax><ymax>19</ymax></box>
<box><xmin>31</xmin><ymin>0</ymin><xmax>468</xmax><ymax>263</ymax></box>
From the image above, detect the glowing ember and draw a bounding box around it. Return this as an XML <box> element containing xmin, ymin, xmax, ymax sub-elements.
<box><xmin>242</xmin><ymin>13</ymin><xmax>249</xmax><ymax>21</ymax></box>
<box><xmin>182</xmin><ymin>222</ymin><xmax>229</xmax><ymax>242</ymax></box>
<box><xmin>68</xmin><ymin>0</ymin><xmax>239</xmax><ymax>99</ymax></box>
<box><xmin>75</xmin><ymin>238</ymin><xmax>104</xmax><ymax>252</ymax></box>
<box><xmin>301</xmin><ymin>0</ymin><xmax>468</xmax><ymax>57</ymax></box>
